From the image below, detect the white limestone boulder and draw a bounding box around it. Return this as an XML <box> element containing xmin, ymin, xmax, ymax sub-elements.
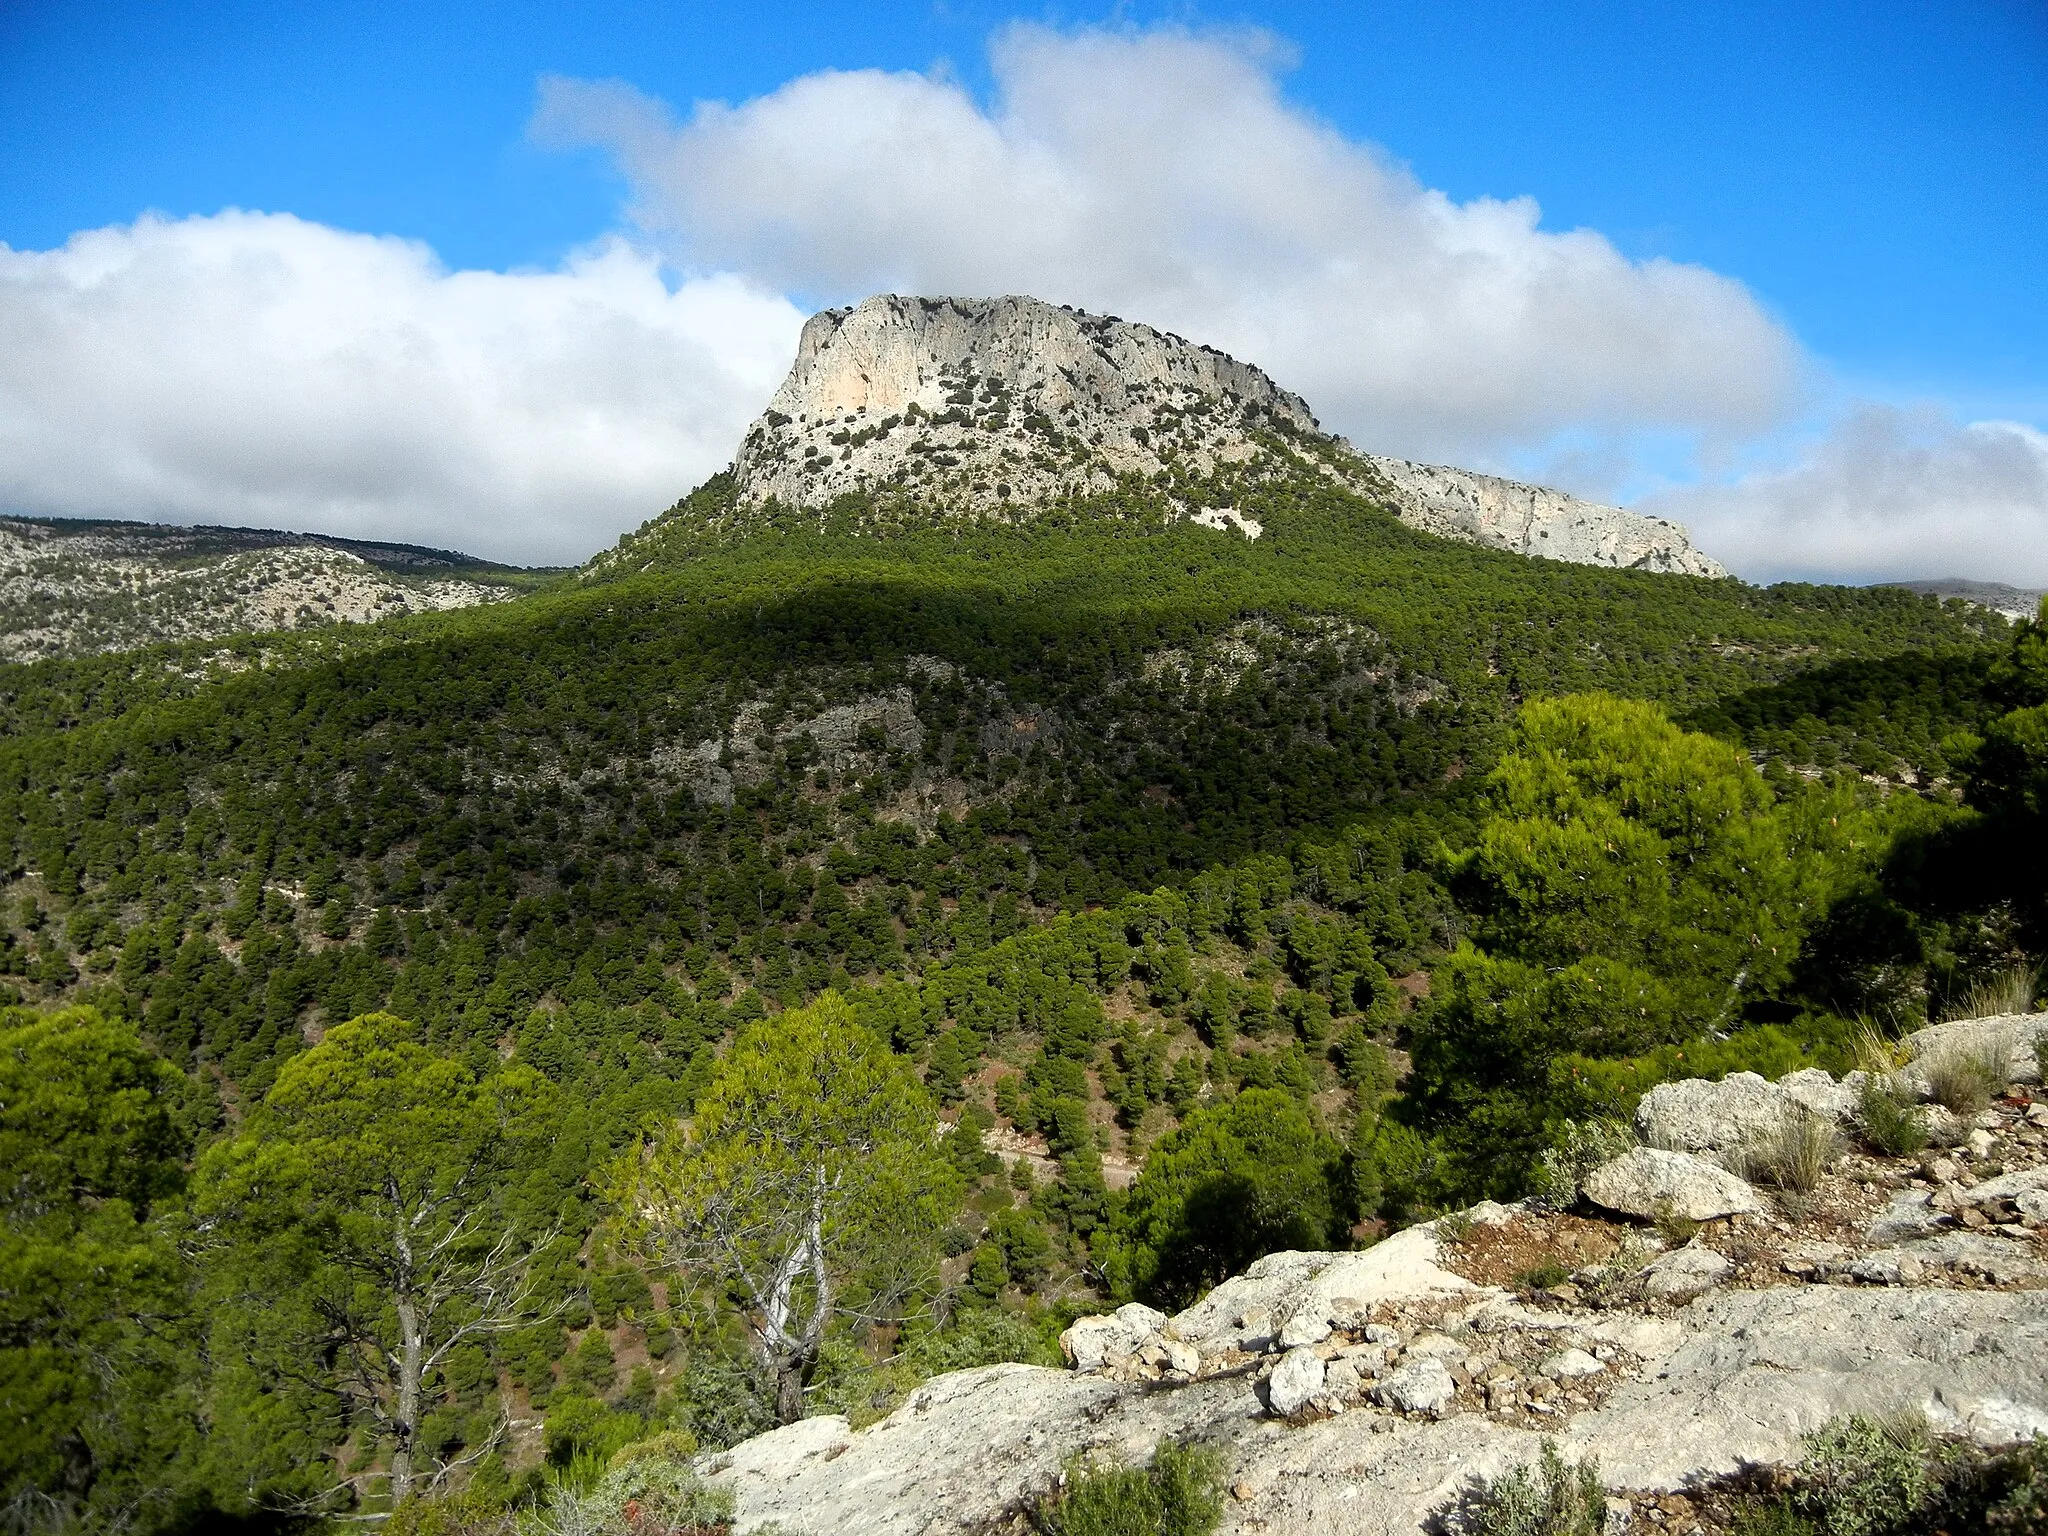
<box><xmin>1267</xmin><ymin>1347</ymin><xmax>1327</xmax><ymax>1417</ymax></box>
<box><xmin>1582</xmin><ymin>1147</ymin><xmax>1763</xmax><ymax>1221</ymax></box>
<box><xmin>1901</xmin><ymin>1013</ymin><xmax>2045</xmax><ymax>1092</ymax></box>
<box><xmin>1378</xmin><ymin>1357</ymin><xmax>1459</xmax><ymax>1418</ymax></box>
<box><xmin>1060</xmin><ymin>1302</ymin><xmax>1166</xmax><ymax>1372</ymax></box>
<box><xmin>1639</xmin><ymin>1244</ymin><xmax>1733</xmax><ymax>1299</ymax></box>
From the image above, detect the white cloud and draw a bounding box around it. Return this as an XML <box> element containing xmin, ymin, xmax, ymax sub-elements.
<box><xmin>535</xmin><ymin>23</ymin><xmax>1802</xmax><ymax>467</ymax></box>
<box><xmin>6</xmin><ymin>27</ymin><xmax>2032</xmax><ymax>581</ymax></box>
<box><xmin>0</xmin><ymin>211</ymin><xmax>803</xmax><ymax>565</ymax></box>
<box><xmin>1645</xmin><ymin>405</ymin><xmax>2048</xmax><ymax>587</ymax></box>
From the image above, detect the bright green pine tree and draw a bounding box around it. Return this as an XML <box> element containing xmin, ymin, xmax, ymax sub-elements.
<box><xmin>193</xmin><ymin>1013</ymin><xmax>559</xmax><ymax>1512</ymax></box>
<box><xmin>606</xmin><ymin>993</ymin><xmax>961</xmax><ymax>1424</ymax></box>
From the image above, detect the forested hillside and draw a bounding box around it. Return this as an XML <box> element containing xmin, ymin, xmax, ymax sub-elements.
<box><xmin>3</xmin><ymin>465</ymin><xmax>2041</xmax><ymax>1533</ymax></box>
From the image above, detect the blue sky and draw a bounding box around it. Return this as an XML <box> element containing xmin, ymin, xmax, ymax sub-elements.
<box><xmin>2</xmin><ymin>0</ymin><xmax>2045</xmax><ymax>575</ymax></box>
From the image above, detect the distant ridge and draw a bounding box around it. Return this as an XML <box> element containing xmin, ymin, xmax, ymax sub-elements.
<box><xmin>0</xmin><ymin>515</ymin><xmax>549</xmax><ymax>662</ymax></box>
<box><xmin>1885</xmin><ymin>578</ymin><xmax>2044</xmax><ymax>622</ymax></box>
<box><xmin>707</xmin><ymin>293</ymin><xmax>1725</xmax><ymax>577</ymax></box>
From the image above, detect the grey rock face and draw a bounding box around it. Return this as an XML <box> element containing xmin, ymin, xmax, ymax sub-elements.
<box><xmin>1582</xmin><ymin>1147</ymin><xmax>1764</xmax><ymax>1221</ymax></box>
<box><xmin>705</xmin><ymin>1274</ymin><xmax>2048</xmax><ymax>1536</ymax></box>
<box><xmin>1865</xmin><ymin>1189</ymin><xmax>1949</xmax><ymax>1246</ymax></box>
<box><xmin>1359</xmin><ymin>456</ymin><xmax>1727</xmax><ymax>578</ymax></box>
<box><xmin>1539</xmin><ymin>1348</ymin><xmax>1605</xmax><ymax>1380</ymax></box>
<box><xmin>1901</xmin><ymin>1013</ymin><xmax>2045</xmax><ymax>1093</ymax></box>
<box><xmin>1636</xmin><ymin>1072</ymin><xmax>1803</xmax><ymax>1158</ymax></box>
<box><xmin>1059</xmin><ymin>1303</ymin><xmax>1166</xmax><ymax>1372</ymax></box>
<box><xmin>733</xmin><ymin>294</ymin><xmax>1317</xmax><ymax>516</ymax></box>
<box><xmin>725</xmin><ymin>294</ymin><xmax>1724</xmax><ymax>577</ymax></box>
<box><xmin>1960</xmin><ymin>1165</ymin><xmax>2048</xmax><ymax>1222</ymax></box>
<box><xmin>1639</xmin><ymin>1244</ymin><xmax>1733</xmax><ymax>1299</ymax></box>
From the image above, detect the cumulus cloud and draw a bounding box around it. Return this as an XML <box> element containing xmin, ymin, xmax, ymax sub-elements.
<box><xmin>535</xmin><ymin>23</ymin><xmax>1801</xmax><ymax>466</ymax></box>
<box><xmin>1645</xmin><ymin>406</ymin><xmax>2048</xmax><ymax>587</ymax></box>
<box><xmin>0</xmin><ymin>211</ymin><xmax>803</xmax><ymax>565</ymax></box>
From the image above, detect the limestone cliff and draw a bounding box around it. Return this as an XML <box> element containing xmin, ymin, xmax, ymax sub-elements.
<box><xmin>724</xmin><ymin>293</ymin><xmax>1727</xmax><ymax>578</ymax></box>
<box><xmin>1361</xmin><ymin>454</ymin><xmax>1726</xmax><ymax>577</ymax></box>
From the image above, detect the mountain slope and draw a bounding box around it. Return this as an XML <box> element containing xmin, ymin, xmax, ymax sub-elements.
<box><xmin>650</xmin><ymin>293</ymin><xmax>1723</xmax><ymax>578</ymax></box>
<box><xmin>0</xmin><ymin>292</ymin><xmax>2030</xmax><ymax>1527</ymax></box>
<box><xmin>0</xmin><ymin>516</ymin><xmax>550</xmax><ymax>662</ymax></box>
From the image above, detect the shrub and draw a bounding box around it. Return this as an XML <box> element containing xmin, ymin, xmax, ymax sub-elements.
<box><xmin>1942</xmin><ymin>963</ymin><xmax>2039</xmax><ymax>1022</ymax></box>
<box><xmin>908</xmin><ymin>1307</ymin><xmax>1057</xmax><ymax>1374</ymax></box>
<box><xmin>520</xmin><ymin>1436</ymin><xmax>733</xmax><ymax>1535</ymax></box>
<box><xmin>1033</xmin><ymin>1439</ymin><xmax>1225</xmax><ymax>1536</ymax></box>
<box><xmin>1451</xmin><ymin>1440</ymin><xmax>1604</xmax><ymax>1536</ymax></box>
<box><xmin>1727</xmin><ymin>1422</ymin><xmax>2048</xmax><ymax>1535</ymax></box>
<box><xmin>1738</xmin><ymin>1107</ymin><xmax>1843</xmax><ymax>1194</ymax></box>
<box><xmin>1514</xmin><ymin>1259</ymin><xmax>1572</xmax><ymax>1291</ymax></box>
<box><xmin>388</xmin><ymin>1486</ymin><xmax>517</xmax><ymax>1536</ymax></box>
<box><xmin>543</xmin><ymin>1393</ymin><xmax>645</xmax><ymax>1468</ymax></box>
<box><xmin>1532</xmin><ymin>1118</ymin><xmax>1633</xmax><ymax>1206</ymax></box>
<box><xmin>1098</xmin><ymin>1088</ymin><xmax>1345</xmax><ymax>1308</ymax></box>
<box><xmin>1787</xmin><ymin>1416</ymin><xmax>1932</xmax><ymax>1536</ymax></box>
<box><xmin>1856</xmin><ymin>1076</ymin><xmax>1927</xmax><ymax>1158</ymax></box>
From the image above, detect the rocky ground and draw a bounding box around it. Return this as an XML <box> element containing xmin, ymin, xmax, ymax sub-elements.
<box><xmin>700</xmin><ymin>1012</ymin><xmax>2048</xmax><ymax>1535</ymax></box>
<box><xmin>0</xmin><ymin>517</ymin><xmax>529</xmax><ymax>661</ymax></box>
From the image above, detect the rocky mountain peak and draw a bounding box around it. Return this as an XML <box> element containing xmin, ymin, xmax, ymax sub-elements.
<box><xmin>722</xmin><ymin>291</ymin><xmax>1726</xmax><ymax>578</ymax></box>
<box><xmin>731</xmin><ymin>294</ymin><xmax>1321</xmax><ymax>516</ymax></box>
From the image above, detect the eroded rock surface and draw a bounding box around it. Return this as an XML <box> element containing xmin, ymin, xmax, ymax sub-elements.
<box><xmin>1581</xmin><ymin>1147</ymin><xmax>1764</xmax><ymax>1221</ymax></box>
<box><xmin>704</xmin><ymin>1026</ymin><xmax>2048</xmax><ymax>1534</ymax></box>
<box><xmin>1360</xmin><ymin>455</ymin><xmax>1726</xmax><ymax>577</ymax></box>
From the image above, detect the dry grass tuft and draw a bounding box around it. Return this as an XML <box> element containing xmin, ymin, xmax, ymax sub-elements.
<box><xmin>1941</xmin><ymin>964</ymin><xmax>2040</xmax><ymax>1022</ymax></box>
<box><xmin>1918</xmin><ymin>1034</ymin><xmax>2015</xmax><ymax>1117</ymax></box>
<box><xmin>1737</xmin><ymin>1106</ymin><xmax>1843</xmax><ymax>1194</ymax></box>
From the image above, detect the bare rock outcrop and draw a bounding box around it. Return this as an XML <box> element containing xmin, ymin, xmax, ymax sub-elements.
<box><xmin>721</xmin><ymin>294</ymin><xmax>1726</xmax><ymax>577</ymax></box>
<box><xmin>703</xmin><ymin>1013</ymin><xmax>2048</xmax><ymax>1535</ymax></box>
<box><xmin>1358</xmin><ymin>455</ymin><xmax>1725</xmax><ymax>577</ymax></box>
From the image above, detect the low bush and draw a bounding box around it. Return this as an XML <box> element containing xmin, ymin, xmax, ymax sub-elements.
<box><xmin>1533</xmin><ymin>1118</ymin><xmax>1633</xmax><ymax>1207</ymax></box>
<box><xmin>1033</xmin><ymin>1439</ymin><xmax>1225</xmax><ymax>1536</ymax></box>
<box><xmin>521</xmin><ymin>1436</ymin><xmax>733</xmax><ymax>1535</ymax></box>
<box><xmin>1942</xmin><ymin>964</ymin><xmax>2040</xmax><ymax>1022</ymax></box>
<box><xmin>1856</xmin><ymin>1076</ymin><xmax>1927</xmax><ymax>1158</ymax></box>
<box><xmin>1514</xmin><ymin>1259</ymin><xmax>1573</xmax><ymax>1291</ymax></box>
<box><xmin>388</xmin><ymin>1487</ymin><xmax>517</xmax><ymax>1536</ymax></box>
<box><xmin>1724</xmin><ymin>1415</ymin><xmax>2048</xmax><ymax>1535</ymax></box>
<box><xmin>1785</xmin><ymin>1415</ymin><xmax>1933</xmax><ymax>1536</ymax></box>
<box><xmin>1450</xmin><ymin>1440</ymin><xmax>1604</xmax><ymax>1536</ymax></box>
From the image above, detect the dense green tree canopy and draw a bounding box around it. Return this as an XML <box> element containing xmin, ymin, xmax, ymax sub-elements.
<box><xmin>1101</xmin><ymin>1087</ymin><xmax>1346</xmax><ymax>1308</ymax></box>
<box><xmin>0</xmin><ymin>1006</ymin><xmax>188</xmax><ymax>1527</ymax></box>
<box><xmin>194</xmin><ymin>1013</ymin><xmax>559</xmax><ymax>1510</ymax></box>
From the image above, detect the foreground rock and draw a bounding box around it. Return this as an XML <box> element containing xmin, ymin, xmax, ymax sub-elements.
<box><xmin>1581</xmin><ymin>1147</ymin><xmax>1764</xmax><ymax>1221</ymax></box>
<box><xmin>705</xmin><ymin>1274</ymin><xmax>2047</xmax><ymax>1536</ymax></box>
<box><xmin>705</xmin><ymin>1024</ymin><xmax>2048</xmax><ymax>1533</ymax></box>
